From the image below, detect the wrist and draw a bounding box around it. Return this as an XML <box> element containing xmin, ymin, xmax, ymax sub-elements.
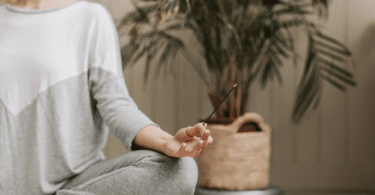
<box><xmin>161</xmin><ymin>135</ymin><xmax>179</xmax><ymax>157</ymax></box>
<box><xmin>133</xmin><ymin>124</ymin><xmax>175</xmax><ymax>154</ymax></box>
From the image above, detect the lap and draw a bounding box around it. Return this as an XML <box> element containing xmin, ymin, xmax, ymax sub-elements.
<box><xmin>56</xmin><ymin>149</ymin><xmax>198</xmax><ymax>195</ymax></box>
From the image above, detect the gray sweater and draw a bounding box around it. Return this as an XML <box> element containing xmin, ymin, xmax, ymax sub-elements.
<box><xmin>0</xmin><ymin>1</ymin><xmax>159</xmax><ymax>194</ymax></box>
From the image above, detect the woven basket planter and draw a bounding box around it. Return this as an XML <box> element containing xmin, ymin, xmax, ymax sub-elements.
<box><xmin>196</xmin><ymin>113</ymin><xmax>271</xmax><ymax>191</ymax></box>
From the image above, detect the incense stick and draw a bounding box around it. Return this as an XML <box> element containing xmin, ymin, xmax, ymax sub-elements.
<box><xmin>203</xmin><ymin>83</ymin><xmax>237</xmax><ymax>125</ymax></box>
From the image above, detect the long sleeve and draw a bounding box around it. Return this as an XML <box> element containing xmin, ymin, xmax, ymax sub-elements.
<box><xmin>87</xmin><ymin>4</ymin><xmax>159</xmax><ymax>151</ymax></box>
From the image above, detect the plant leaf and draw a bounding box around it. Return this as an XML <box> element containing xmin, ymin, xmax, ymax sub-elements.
<box><xmin>143</xmin><ymin>50</ymin><xmax>153</xmax><ymax>90</ymax></box>
<box><xmin>315</xmin><ymin>48</ymin><xmax>346</xmax><ymax>62</ymax></box>
<box><xmin>292</xmin><ymin>58</ymin><xmax>321</xmax><ymax>123</ymax></box>
<box><xmin>321</xmin><ymin>74</ymin><xmax>346</xmax><ymax>91</ymax></box>
<box><xmin>320</xmin><ymin>66</ymin><xmax>356</xmax><ymax>86</ymax></box>
<box><xmin>131</xmin><ymin>37</ymin><xmax>158</xmax><ymax>64</ymax></box>
<box><xmin>318</xmin><ymin>58</ymin><xmax>353</xmax><ymax>78</ymax></box>
<box><xmin>314</xmin><ymin>31</ymin><xmax>349</xmax><ymax>50</ymax></box>
<box><xmin>314</xmin><ymin>39</ymin><xmax>351</xmax><ymax>56</ymax></box>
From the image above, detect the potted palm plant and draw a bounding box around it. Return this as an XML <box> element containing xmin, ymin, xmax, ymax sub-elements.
<box><xmin>116</xmin><ymin>0</ymin><xmax>356</xmax><ymax>190</ymax></box>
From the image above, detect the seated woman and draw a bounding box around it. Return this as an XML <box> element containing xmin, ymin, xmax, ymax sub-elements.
<box><xmin>0</xmin><ymin>0</ymin><xmax>213</xmax><ymax>194</ymax></box>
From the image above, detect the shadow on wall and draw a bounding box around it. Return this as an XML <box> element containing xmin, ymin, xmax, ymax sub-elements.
<box><xmin>350</xmin><ymin>23</ymin><xmax>375</xmax><ymax>163</ymax></box>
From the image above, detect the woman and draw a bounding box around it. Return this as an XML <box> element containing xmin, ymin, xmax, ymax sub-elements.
<box><xmin>0</xmin><ymin>0</ymin><xmax>213</xmax><ymax>194</ymax></box>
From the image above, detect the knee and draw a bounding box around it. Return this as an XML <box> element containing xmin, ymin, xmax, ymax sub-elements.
<box><xmin>143</xmin><ymin>151</ymin><xmax>199</xmax><ymax>194</ymax></box>
<box><xmin>174</xmin><ymin>157</ymin><xmax>199</xmax><ymax>193</ymax></box>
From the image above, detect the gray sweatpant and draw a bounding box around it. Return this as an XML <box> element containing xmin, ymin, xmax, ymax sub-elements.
<box><xmin>55</xmin><ymin>150</ymin><xmax>198</xmax><ymax>195</ymax></box>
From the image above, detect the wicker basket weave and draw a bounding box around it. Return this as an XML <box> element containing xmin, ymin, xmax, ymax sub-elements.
<box><xmin>195</xmin><ymin>113</ymin><xmax>271</xmax><ymax>191</ymax></box>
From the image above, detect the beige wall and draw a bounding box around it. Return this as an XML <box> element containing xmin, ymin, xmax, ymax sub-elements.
<box><xmin>99</xmin><ymin>0</ymin><xmax>375</xmax><ymax>193</ymax></box>
<box><xmin>1</xmin><ymin>0</ymin><xmax>374</xmax><ymax>193</ymax></box>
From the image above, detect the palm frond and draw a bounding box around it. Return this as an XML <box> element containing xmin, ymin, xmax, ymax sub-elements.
<box><xmin>292</xmin><ymin>34</ymin><xmax>318</xmax><ymax>123</ymax></box>
<box><xmin>318</xmin><ymin>58</ymin><xmax>353</xmax><ymax>78</ymax></box>
<box><xmin>320</xmin><ymin>66</ymin><xmax>356</xmax><ymax>87</ymax></box>
<box><xmin>292</xmin><ymin>28</ymin><xmax>356</xmax><ymax>123</ymax></box>
<box><xmin>321</xmin><ymin>73</ymin><xmax>345</xmax><ymax>91</ymax></box>
<box><xmin>292</xmin><ymin>58</ymin><xmax>322</xmax><ymax>123</ymax></box>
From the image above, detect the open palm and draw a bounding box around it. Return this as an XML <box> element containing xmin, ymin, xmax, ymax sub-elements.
<box><xmin>165</xmin><ymin>123</ymin><xmax>213</xmax><ymax>158</ymax></box>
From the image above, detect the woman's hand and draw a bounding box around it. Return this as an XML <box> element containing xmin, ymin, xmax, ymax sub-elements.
<box><xmin>163</xmin><ymin>123</ymin><xmax>213</xmax><ymax>158</ymax></box>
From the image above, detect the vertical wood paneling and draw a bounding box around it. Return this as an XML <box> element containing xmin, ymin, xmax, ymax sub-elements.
<box><xmin>178</xmin><ymin>57</ymin><xmax>197</xmax><ymax>128</ymax></box>
<box><xmin>268</xmin><ymin>82</ymin><xmax>276</xmax><ymax>164</ymax></box>
<box><xmin>321</xmin><ymin>84</ymin><xmax>346</xmax><ymax>164</ymax></box>
<box><xmin>178</xmin><ymin>31</ymin><xmax>204</xmax><ymax>129</ymax></box>
<box><xmin>191</xmin><ymin>44</ymin><xmax>214</xmax><ymax>121</ymax></box>
<box><xmin>196</xmin><ymin>82</ymin><xmax>204</xmax><ymax>120</ymax></box>
<box><xmin>271</xmin><ymin>0</ymin><xmax>374</xmax><ymax>189</ymax></box>
<box><xmin>174</xmin><ymin>56</ymin><xmax>181</xmax><ymax>132</ymax></box>
<box><xmin>271</xmin><ymin>57</ymin><xmax>295</xmax><ymax>164</ymax></box>
<box><xmin>131</xmin><ymin>58</ymin><xmax>155</xmax><ymax>121</ymax></box>
<box><xmin>154</xmin><ymin>60</ymin><xmax>177</xmax><ymax>135</ymax></box>
<box><xmin>319</xmin><ymin>0</ymin><xmax>347</xmax><ymax>164</ymax></box>
<box><xmin>293</xmin><ymin>29</ymin><xmax>320</xmax><ymax>164</ymax></box>
<box><xmin>347</xmin><ymin>0</ymin><xmax>375</xmax><ymax>165</ymax></box>
<box><xmin>248</xmin><ymin>73</ymin><xmax>271</xmax><ymax>122</ymax></box>
<box><xmin>201</xmin><ymin>82</ymin><xmax>214</xmax><ymax>121</ymax></box>
<box><xmin>343</xmin><ymin>0</ymin><xmax>349</xmax><ymax>164</ymax></box>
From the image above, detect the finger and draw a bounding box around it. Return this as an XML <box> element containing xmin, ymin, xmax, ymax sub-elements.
<box><xmin>201</xmin><ymin>136</ymin><xmax>212</xmax><ymax>150</ymax></box>
<box><xmin>195</xmin><ymin>139</ymin><xmax>204</xmax><ymax>151</ymax></box>
<box><xmin>198</xmin><ymin>123</ymin><xmax>206</xmax><ymax>137</ymax></box>
<box><xmin>185</xmin><ymin>139</ymin><xmax>200</xmax><ymax>152</ymax></box>
<box><xmin>193</xmin><ymin>137</ymin><xmax>202</xmax><ymax>149</ymax></box>
<box><xmin>192</xmin><ymin>123</ymin><xmax>206</xmax><ymax>137</ymax></box>
<box><xmin>187</xmin><ymin>123</ymin><xmax>203</xmax><ymax>137</ymax></box>
<box><xmin>185</xmin><ymin>141</ymin><xmax>197</xmax><ymax>152</ymax></box>
<box><xmin>184</xmin><ymin>126</ymin><xmax>194</xmax><ymax>137</ymax></box>
<box><xmin>176</xmin><ymin>126</ymin><xmax>195</xmax><ymax>142</ymax></box>
<box><xmin>202</xmin><ymin>140</ymin><xmax>209</xmax><ymax>149</ymax></box>
<box><xmin>201</xmin><ymin>130</ymin><xmax>210</xmax><ymax>141</ymax></box>
<box><xmin>186</xmin><ymin>126</ymin><xmax>199</xmax><ymax>138</ymax></box>
<box><xmin>207</xmin><ymin>135</ymin><xmax>213</xmax><ymax>145</ymax></box>
<box><xmin>195</xmin><ymin>140</ymin><xmax>204</xmax><ymax>157</ymax></box>
<box><xmin>174</xmin><ymin>142</ymin><xmax>186</xmax><ymax>157</ymax></box>
<box><xmin>202</xmin><ymin>134</ymin><xmax>213</xmax><ymax>149</ymax></box>
<box><xmin>185</xmin><ymin>142</ymin><xmax>202</xmax><ymax>158</ymax></box>
<box><xmin>186</xmin><ymin>126</ymin><xmax>197</xmax><ymax>137</ymax></box>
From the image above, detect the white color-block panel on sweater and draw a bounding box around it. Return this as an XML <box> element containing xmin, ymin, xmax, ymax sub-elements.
<box><xmin>0</xmin><ymin>0</ymin><xmax>122</xmax><ymax>116</ymax></box>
